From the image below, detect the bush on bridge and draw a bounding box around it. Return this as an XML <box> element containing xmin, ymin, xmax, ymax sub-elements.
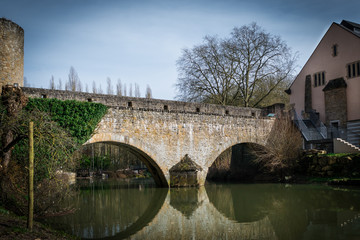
<box><xmin>26</xmin><ymin>98</ymin><xmax>108</xmax><ymax>144</ymax></box>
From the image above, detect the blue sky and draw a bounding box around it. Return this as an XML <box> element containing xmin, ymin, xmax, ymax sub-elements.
<box><xmin>1</xmin><ymin>0</ymin><xmax>360</xmax><ymax>100</ymax></box>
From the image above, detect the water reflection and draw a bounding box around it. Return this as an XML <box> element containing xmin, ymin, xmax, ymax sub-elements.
<box><xmin>170</xmin><ymin>188</ymin><xmax>203</xmax><ymax>218</ymax></box>
<box><xmin>46</xmin><ymin>181</ymin><xmax>360</xmax><ymax>240</ymax></box>
<box><xmin>205</xmin><ymin>184</ymin><xmax>360</xmax><ymax>240</ymax></box>
<box><xmin>45</xmin><ymin>179</ymin><xmax>167</xmax><ymax>239</ymax></box>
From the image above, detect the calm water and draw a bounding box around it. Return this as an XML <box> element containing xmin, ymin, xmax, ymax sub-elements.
<box><xmin>45</xmin><ymin>179</ymin><xmax>360</xmax><ymax>240</ymax></box>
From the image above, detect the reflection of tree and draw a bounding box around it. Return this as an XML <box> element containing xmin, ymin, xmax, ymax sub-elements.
<box><xmin>205</xmin><ymin>184</ymin><xmax>272</xmax><ymax>223</ymax></box>
<box><xmin>267</xmin><ymin>186</ymin><xmax>360</xmax><ymax>240</ymax></box>
<box><xmin>46</xmin><ymin>180</ymin><xmax>167</xmax><ymax>239</ymax></box>
<box><xmin>206</xmin><ymin>184</ymin><xmax>360</xmax><ymax>240</ymax></box>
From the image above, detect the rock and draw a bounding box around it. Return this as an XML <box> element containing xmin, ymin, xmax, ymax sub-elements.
<box><xmin>319</xmin><ymin>158</ymin><xmax>327</xmax><ymax>166</ymax></box>
<box><xmin>322</xmin><ymin>166</ymin><xmax>332</xmax><ymax>171</ymax></box>
<box><xmin>329</xmin><ymin>158</ymin><xmax>337</xmax><ymax>165</ymax></box>
<box><xmin>117</xmin><ymin>173</ymin><xmax>127</xmax><ymax>179</ymax></box>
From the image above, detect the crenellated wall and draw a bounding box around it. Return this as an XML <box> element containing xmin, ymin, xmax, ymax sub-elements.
<box><xmin>22</xmin><ymin>87</ymin><xmax>262</xmax><ymax>117</ymax></box>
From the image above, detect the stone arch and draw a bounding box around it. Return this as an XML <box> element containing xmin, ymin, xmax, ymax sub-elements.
<box><xmin>83</xmin><ymin>140</ymin><xmax>169</xmax><ymax>188</ymax></box>
<box><xmin>206</xmin><ymin>141</ymin><xmax>267</xmax><ymax>182</ymax></box>
<box><xmin>205</xmin><ymin>139</ymin><xmax>267</xmax><ymax>169</ymax></box>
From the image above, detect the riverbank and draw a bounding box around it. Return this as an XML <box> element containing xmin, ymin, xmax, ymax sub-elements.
<box><xmin>0</xmin><ymin>207</ymin><xmax>79</xmax><ymax>240</ymax></box>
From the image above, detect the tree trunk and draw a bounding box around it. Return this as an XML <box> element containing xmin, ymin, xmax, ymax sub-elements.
<box><xmin>0</xmin><ymin>85</ymin><xmax>28</xmax><ymax>171</ymax></box>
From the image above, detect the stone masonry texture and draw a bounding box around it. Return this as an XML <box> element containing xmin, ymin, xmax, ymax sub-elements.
<box><xmin>22</xmin><ymin>87</ymin><xmax>275</xmax><ymax>187</ymax></box>
<box><xmin>87</xmin><ymin>107</ymin><xmax>274</xmax><ymax>187</ymax></box>
<box><xmin>0</xmin><ymin>18</ymin><xmax>24</xmax><ymax>93</ymax></box>
<box><xmin>324</xmin><ymin>87</ymin><xmax>347</xmax><ymax>128</ymax></box>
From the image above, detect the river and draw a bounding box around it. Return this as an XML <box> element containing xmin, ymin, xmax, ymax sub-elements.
<box><xmin>44</xmin><ymin>179</ymin><xmax>360</xmax><ymax>240</ymax></box>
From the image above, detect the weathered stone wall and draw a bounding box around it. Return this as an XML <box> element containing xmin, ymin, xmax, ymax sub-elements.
<box><xmin>0</xmin><ymin>18</ymin><xmax>24</xmax><ymax>93</ymax></box>
<box><xmin>21</xmin><ymin>87</ymin><xmax>261</xmax><ymax>117</ymax></box>
<box><xmin>87</xmin><ymin>107</ymin><xmax>275</xmax><ymax>187</ymax></box>
<box><xmin>21</xmin><ymin>87</ymin><xmax>275</xmax><ymax>187</ymax></box>
<box><xmin>324</xmin><ymin>87</ymin><xmax>347</xmax><ymax>128</ymax></box>
<box><xmin>300</xmin><ymin>152</ymin><xmax>360</xmax><ymax>177</ymax></box>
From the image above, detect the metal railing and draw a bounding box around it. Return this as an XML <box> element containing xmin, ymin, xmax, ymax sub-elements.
<box><xmin>292</xmin><ymin>110</ymin><xmax>326</xmax><ymax>141</ymax></box>
<box><xmin>308</xmin><ymin>110</ymin><xmax>327</xmax><ymax>139</ymax></box>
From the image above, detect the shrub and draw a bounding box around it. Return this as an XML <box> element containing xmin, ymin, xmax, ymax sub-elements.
<box><xmin>251</xmin><ymin>115</ymin><xmax>303</xmax><ymax>175</ymax></box>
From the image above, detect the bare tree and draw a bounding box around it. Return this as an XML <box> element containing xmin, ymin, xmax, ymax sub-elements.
<box><xmin>176</xmin><ymin>22</ymin><xmax>297</xmax><ymax>107</ymax></box>
<box><xmin>116</xmin><ymin>79</ymin><xmax>122</xmax><ymax>96</ymax></box>
<box><xmin>92</xmin><ymin>81</ymin><xmax>97</xmax><ymax>94</ymax></box>
<box><xmin>145</xmin><ymin>85</ymin><xmax>152</xmax><ymax>99</ymax></box>
<box><xmin>23</xmin><ymin>77</ymin><xmax>30</xmax><ymax>87</ymax></box>
<box><xmin>57</xmin><ymin>78</ymin><xmax>62</xmax><ymax>90</ymax></box>
<box><xmin>123</xmin><ymin>83</ymin><xmax>127</xmax><ymax>96</ymax></box>
<box><xmin>49</xmin><ymin>75</ymin><xmax>55</xmax><ymax>90</ymax></box>
<box><xmin>251</xmin><ymin>115</ymin><xmax>302</xmax><ymax>174</ymax></box>
<box><xmin>135</xmin><ymin>83</ymin><xmax>140</xmax><ymax>97</ymax></box>
<box><xmin>98</xmin><ymin>84</ymin><xmax>103</xmax><ymax>94</ymax></box>
<box><xmin>77</xmin><ymin>80</ymin><xmax>82</xmax><ymax>92</ymax></box>
<box><xmin>107</xmin><ymin>77</ymin><xmax>113</xmax><ymax>95</ymax></box>
<box><xmin>129</xmin><ymin>83</ymin><xmax>133</xmax><ymax>97</ymax></box>
<box><xmin>67</xmin><ymin>66</ymin><xmax>81</xmax><ymax>92</ymax></box>
<box><xmin>85</xmin><ymin>83</ymin><xmax>89</xmax><ymax>93</ymax></box>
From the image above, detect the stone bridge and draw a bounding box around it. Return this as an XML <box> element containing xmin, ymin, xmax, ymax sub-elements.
<box><xmin>23</xmin><ymin>87</ymin><xmax>275</xmax><ymax>187</ymax></box>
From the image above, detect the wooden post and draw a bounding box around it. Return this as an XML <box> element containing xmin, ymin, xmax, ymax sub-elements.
<box><xmin>27</xmin><ymin>121</ymin><xmax>34</xmax><ymax>231</ymax></box>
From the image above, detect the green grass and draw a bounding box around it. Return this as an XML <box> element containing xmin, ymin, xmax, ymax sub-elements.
<box><xmin>321</xmin><ymin>153</ymin><xmax>360</xmax><ymax>157</ymax></box>
<box><xmin>307</xmin><ymin>177</ymin><xmax>359</xmax><ymax>182</ymax></box>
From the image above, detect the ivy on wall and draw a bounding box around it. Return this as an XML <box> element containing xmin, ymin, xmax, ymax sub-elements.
<box><xmin>26</xmin><ymin>98</ymin><xmax>108</xmax><ymax>144</ymax></box>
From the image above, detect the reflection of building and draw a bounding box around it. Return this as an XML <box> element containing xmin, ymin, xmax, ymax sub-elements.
<box><xmin>287</xmin><ymin>20</ymin><xmax>360</xmax><ymax>151</ymax></box>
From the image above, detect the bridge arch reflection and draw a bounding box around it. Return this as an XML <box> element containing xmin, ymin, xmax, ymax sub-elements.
<box><xmin>48</xmin><ymin>180</ymin><xmax>168</xmax><ymax>239</ymax></box>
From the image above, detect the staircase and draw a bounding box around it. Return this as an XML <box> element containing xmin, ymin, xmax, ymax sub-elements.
<box><xmin>302</xmin><ymin>119</ymin><xmax>324</xmax><ymax>140</ymax></box>
<box><xmin>334</xmin><ymin>138</ymin><xmax>360</xmax><ymax>153</ymax></box>
<box><xmin>292</xmin><ymin>110</ymin><xmax>327</xmax><ymax>141</ymax></box>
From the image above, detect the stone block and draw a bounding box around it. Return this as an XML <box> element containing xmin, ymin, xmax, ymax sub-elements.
<box><xmin>322</xmin><ymin>166</ymin><xmax>332</xmax><ymax>171</ymax></box>
<box><xmin>170</xmin><ymin>155</ymin><xmax>202</xmax><ymax>187</ymax></box>
<box><xmin>329</xmin><ymin>157</ymin><xmax>337</xmax><ymax>165</ymax></box>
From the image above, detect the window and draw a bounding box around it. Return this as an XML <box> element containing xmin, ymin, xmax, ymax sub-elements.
<box><xmin>127</xmin><ymin>101</ymin><xmax>132</xmax><ymax>107</ymax></box>
<box><xmin>164</xmin><ymin>105</ymin><xmax>168</xmax><ymax>111</ymax></box>
<box><xmin>347</xmin><ymin>60</ymin><xmax>360</xmax><ymax>78</ymax></box>
<box><xmin>313</xmin><ymin>71</ymin><xmax>325</xmax><ymax>87</ymax></box>
<box><xmin>196</xmin><ymin>107</ymin><xmax>200</xmax><ymax>113</ymax></box>
<box><xmin>332</xmin><ymin>44</ymin><xmax>338</xmax><ymax>57</ymax></box>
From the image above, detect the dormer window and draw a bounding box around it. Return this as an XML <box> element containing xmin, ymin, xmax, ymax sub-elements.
<box><xmin>332</xmin><ymin>44</ymin><xmax>338</xmax><ymax>57</ymax></box>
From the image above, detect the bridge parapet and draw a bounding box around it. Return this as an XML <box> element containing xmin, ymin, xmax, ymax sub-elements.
<box><xmin>22</xmin><ymin>87</ymin><xmax>262</xmax><ymax>118</ymax></box>
<box><xmin>22</xmin><ymin>87</ymin><xmax>275</xmax><ymax>187</ymax></box>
